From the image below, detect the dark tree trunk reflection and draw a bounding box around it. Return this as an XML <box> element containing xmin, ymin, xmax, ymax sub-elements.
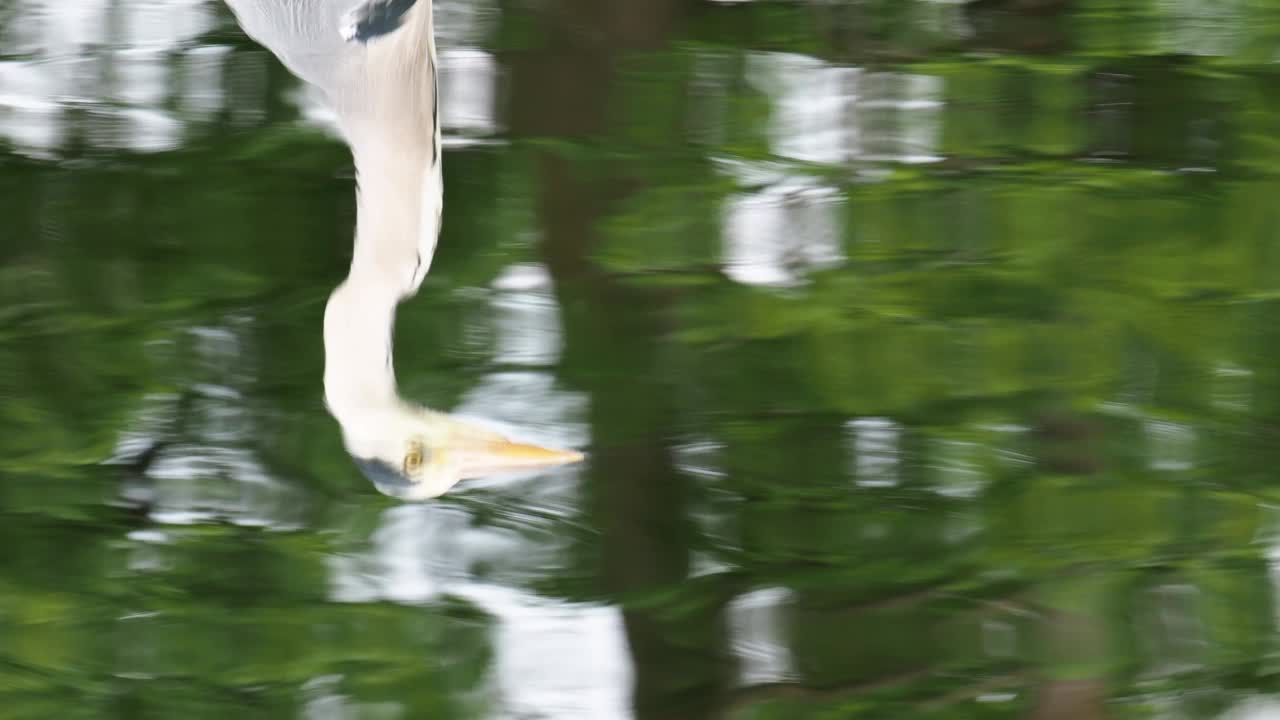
<box><xmin>505</xmin><ymin>1</ymin><xmax>733</xmax><ymax>717</ymax></box>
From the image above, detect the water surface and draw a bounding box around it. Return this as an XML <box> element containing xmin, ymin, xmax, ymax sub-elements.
<box><xmin>5</xmin><ymin>1</ymin><xmax>1280</xmax><ymax>718</ymax></box>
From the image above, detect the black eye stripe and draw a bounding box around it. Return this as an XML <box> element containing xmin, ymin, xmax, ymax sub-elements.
<box><xmin>353</xmin><ymin>457</ymin><xmax>413</xmax><ymax>491</ymax></box>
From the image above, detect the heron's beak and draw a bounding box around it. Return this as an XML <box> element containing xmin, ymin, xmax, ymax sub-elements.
<box><xmin>446</xmin><ymin>418</ymin><xmax>585</xmax><ymax>479</ymax></box>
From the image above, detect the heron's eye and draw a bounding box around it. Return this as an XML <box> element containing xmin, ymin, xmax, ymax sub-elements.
<box><xmin>404</xmin><ymin>443</ymin><xmax>425</xmax><ymax>475</ymax></box>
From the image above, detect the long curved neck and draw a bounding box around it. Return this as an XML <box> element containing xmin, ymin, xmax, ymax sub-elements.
<box><xmin>348</xmin><ymin>144</ymin><xmax>438</xmax><ymax>296</ymax></box>
<box><xmin>324</xmin><ymin>0</ymin><xmax>441</xmax><ymax>416</ymax></box>
<box><xmin>323</xmin><ymin>273</ymin><xmax>400</xmax><ymax>419</ymax></box>
<box><xmin>340</xmin><ymin>0</ymin><xmax>442</xmax><ymax>300</ymax></box>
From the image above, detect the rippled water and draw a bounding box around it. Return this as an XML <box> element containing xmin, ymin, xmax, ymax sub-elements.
<box><xmin>6</xmin><ymin>1</ymin><xmax>1280</xmax><ymax>718</ymax></box>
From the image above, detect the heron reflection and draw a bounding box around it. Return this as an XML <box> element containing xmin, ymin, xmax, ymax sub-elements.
<box><xmin>224</xmin><ymin>0</ymin><xmax>583</xmax><ymax>499</ymax></box>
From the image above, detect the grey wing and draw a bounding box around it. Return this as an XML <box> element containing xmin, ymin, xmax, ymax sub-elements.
<box><xmin>222</xmin><ymin>0</ymin><xmax>363</xmax><ymax>93</ymax></box>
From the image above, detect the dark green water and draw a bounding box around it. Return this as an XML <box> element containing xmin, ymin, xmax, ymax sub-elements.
<box><xmin>6</xmin><ymin>1</ymin><xmax>1280</xmax><ymax>718</ymax></box>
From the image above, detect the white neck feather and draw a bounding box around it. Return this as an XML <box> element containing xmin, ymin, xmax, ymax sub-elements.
<box><xmin>323</xmin><ymin>0</ymin><xmax>442</xmax><ymax>434</ymax></box>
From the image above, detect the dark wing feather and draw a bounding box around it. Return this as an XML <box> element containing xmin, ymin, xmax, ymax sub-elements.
<box><xmin>341</xmin><ymin>0</ymin><xmax>421</xmax><ymax>43</ymax></box>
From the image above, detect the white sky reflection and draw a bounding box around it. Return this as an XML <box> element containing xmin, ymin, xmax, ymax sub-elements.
<box><xmin>440</xmin><ymin>48</ymin><xmax>499</xmax><ymax>139</ymax></box>
<box><xmin>743</xmin><ymin>51</ymin><xmax>944</xmax><ymax>166</ymax></box>
<box><xmin>0</xmin><ymin>0</ymin><xmax>500</xmax><ymax>155</ymax></box>
<box><xmin>449</xmin><ymin>263</ymin><xmax>588</xmax><ymax>456</ymax></box>
<box><xmin>328</xmin><ymin>503</ymin><xmax>633</xmax><ymax>720</ymax></box>
<box><xmin>1221</xmin><ymin>697</ymin><xmax>1280</xmax><ymax>720</ymax></box>
<box><xmin>721</xmin><ymin>173</ymin><xmax>844</xmax><ymax>287</ymax></box>
<box><xmin>0</xmin><ymin>0</ymin><xmax>215</xmax><ymax>156</ymax></box>
<box><xmin>728</xmin><ymin>587</ymin><xmax>796</xmax><ymax>685</ymax></box>
<box><xmin>746</xmin><ymin>51</ymin><xmax>857</xmax><ymax>165</ymax></box>
<box><xmin>489</xmin><ymin>263</ymin><xmax>563</xmax><ymax>367</ymax></box>
<box><xmin>108</xmin><ymin>322</ymin><xmax>309</xmax><ymax>529</ymax></box>
<box><xmin>455</xmin><ymin>584</ymin><xmax>632</xmax><ymax>720</ymax></box>
<box><xmin>846</xmin><ymin>417</ymin><xmax>901</xmax><ymax>488</ymax></box>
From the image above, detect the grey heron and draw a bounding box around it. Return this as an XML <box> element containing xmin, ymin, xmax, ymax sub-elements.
<box><xmin>223</xmin><ymin>0</ymin><xmax>584</xmax><ymax>499</ymax></box>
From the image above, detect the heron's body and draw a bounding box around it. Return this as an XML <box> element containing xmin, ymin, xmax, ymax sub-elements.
<box><xmin>224</xmin><ymin>0</ymin><xmax>582</xmax><ymax>498</ymax></box>
<box><xmin>227</xmin><ymin>0</ymin><xmax>441</xmax><ymax>298</ymax></box>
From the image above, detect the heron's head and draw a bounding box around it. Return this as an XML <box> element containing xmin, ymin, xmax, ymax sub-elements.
<box><xmin>340</xmin><ymin>401</ymin><xmax>584</xmax><ymax>500</ymax></box>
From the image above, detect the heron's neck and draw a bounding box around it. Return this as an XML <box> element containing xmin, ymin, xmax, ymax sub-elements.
<box><xmin>348</xmin><ymin>143</ymin><xmax>439</xmax><ymax>297</ymax></box>
<box><xmin>322</xmin><ymin>273</ymin><xmax>400</xmax><ymax>419</ymax></box>
<box><xmin>341</xmin><ymin>0</ymin><xmax>442</xmax><ymax>299</ymax></box>
<box><xmin>324</xmin><ymin>0</ymin><xmax>442</xmax><ymax>427</ymax></box>
<box><xmin>324</xmin><ymin>148</ymin><xmax>441</xmax><ymax>423</ymax></box>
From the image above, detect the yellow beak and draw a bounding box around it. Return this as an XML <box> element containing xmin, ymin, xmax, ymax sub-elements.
<box><xmin>448</xmin><ymin>421</ymin><xmax>585</xmax><ymax>479</ymax></box>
